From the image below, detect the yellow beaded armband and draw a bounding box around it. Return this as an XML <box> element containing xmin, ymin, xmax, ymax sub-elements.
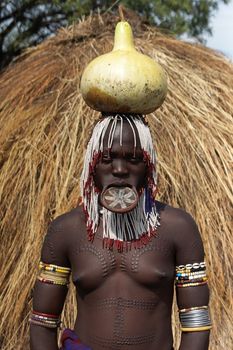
<box><xmin>37</xmin><ymin>262</ymin><xmax>71</xmax><ymax>286</ymax></box>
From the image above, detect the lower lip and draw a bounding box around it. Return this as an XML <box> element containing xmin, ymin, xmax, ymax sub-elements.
<box><xmin>107</xmin><ymin>183</ymin><xmax>131</xmax><ymax>188</ymax></box>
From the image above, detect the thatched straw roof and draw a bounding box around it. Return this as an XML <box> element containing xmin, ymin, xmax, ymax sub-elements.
<box><xmin>0</xmin><ymin>12</ymin><xmax>232</xmax><ymax>349</ymax></box>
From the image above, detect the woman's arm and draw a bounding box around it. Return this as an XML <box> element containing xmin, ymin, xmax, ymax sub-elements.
<box><xmin>30</xmin><ymin>217</ymin><xmax>71</xmax><ymax>350</ymax></box>
<box><xmin>177</xmin><ymin>284</ymin><xmax>210</xmax><ymax>350</ymax></box>
<box><xmin>173</xmin><ymin>210</ymin><xmax>211</xmax><ymax>350</ymax></box>
<box><xmin>30</xmin><ymin>281</ymin><xmax>68</xmax><ymax>350</ymax></box>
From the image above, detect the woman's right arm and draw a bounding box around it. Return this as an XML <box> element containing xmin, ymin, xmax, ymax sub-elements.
<box><xmin>30</xmin><ymin>218</ymin><xmax>71</xmax><ymax>350</ymax></box>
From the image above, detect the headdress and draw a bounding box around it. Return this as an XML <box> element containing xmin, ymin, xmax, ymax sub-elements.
<box><xmin>81</xmin><ymin>114</ymin><xmax>160</xmax><ymax>250</ymax></box>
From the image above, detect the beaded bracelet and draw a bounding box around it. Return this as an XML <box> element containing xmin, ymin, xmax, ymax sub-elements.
<box><xmin>176</xmin><ymin>262</ymin><xmax>206</xmax><ymax>270</ymax></box>
<box><xmin>175</xmin><ymin>261</ymin><xmax>207</xmax><ymax>288</ymax></box>
<box><xmin>29</xmin><ymin>311</ymin><xmax>61</xmax><ymax>329</ymax></box>
<box><xmin>39</xmin><ymin>262</ymin><xmax>71</xmax><ymax>273</ymax></box>
<box><xmin>37</xmin><ymin>261</ymin><xmax>71</xmax><ymax>286</ymax></box>
<box><xmin>176</xmin><ymin>280</ymin><xmax>208</xmax><ymax>288</ymax></box>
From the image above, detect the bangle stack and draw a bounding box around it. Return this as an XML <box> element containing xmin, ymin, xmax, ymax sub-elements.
<box><xmin>175</xmin><ymin>262</ymin><xmax>208</xmax><ymax>288</ymax></box>
<box><xmin>37</xmin><ymin>262</ymin><xmax>71</xmax><ymax>286</ymax></box>
<box><xmin>29</xmin><ymin>310</ymin><xmax>61</xmax><ymax>328</ymax></box>
<box><xmin>179</xmin><ymin>306</ymin><xmax>212</xmax><ymax>332</ymax></box>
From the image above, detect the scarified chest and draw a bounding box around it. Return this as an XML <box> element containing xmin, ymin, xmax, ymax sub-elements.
<box><xmin>71</xmin><ymin>234</ymin><xmax>175</xmax><ymax>292</ymax></box>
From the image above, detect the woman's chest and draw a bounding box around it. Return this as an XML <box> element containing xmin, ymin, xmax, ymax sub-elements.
<box><xmin>70</xmin><ymin>234</ymin><xmax>175</xmax><ymax>292</ymax></box>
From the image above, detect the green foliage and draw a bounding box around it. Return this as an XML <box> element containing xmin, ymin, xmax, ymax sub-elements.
<box><xmin>122</xmin><ymin>0</ymin><xmax>231</xmax><ymax>37</ymax></box>
<box><xmin>0</xmin><ymin>0</ymin><xmax>231</xmax><ymax>69</ymax></box>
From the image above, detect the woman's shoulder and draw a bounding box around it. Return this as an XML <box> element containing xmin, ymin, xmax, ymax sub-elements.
<box><xmin>49</xmin><ymin>205</ymin><xmax>86</xmax><ymax>232</ymax></box>
<box><xmin>155</xmin><ymin>201</ymin><xmax>204</xmax><ymax>261</ymax></box>
<box><xmin>41</xmin><ymin>206</ymin><xmax>86</xmax><ymax>265</ymax></box>
<box><xmin>156</xmin><ymin>200</ymin><xmax>194</xmax><ymax>222</ymax></box>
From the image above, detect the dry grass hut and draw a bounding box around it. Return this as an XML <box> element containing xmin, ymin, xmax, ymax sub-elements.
<box><xmin>0</xmin><ymin>11</ymin><xmax>232</xmax><ymax>350</ymax></box>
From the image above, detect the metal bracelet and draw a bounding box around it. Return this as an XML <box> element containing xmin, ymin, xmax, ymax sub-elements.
<box><xmin>179</xmin><ymin>306</ymin><xmax>211</xmax><ymax>329</ymax></box>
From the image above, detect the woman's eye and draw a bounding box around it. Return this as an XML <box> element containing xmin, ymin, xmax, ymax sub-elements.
<box><xmin>102</xmin><ymin>156</ymin><xmax>112</xmax><ymax>163</ymax></box>
<box><xmin>129</xmin><ymin>157</ymin><xmax>140</xmax><ymax>163</ymax></box>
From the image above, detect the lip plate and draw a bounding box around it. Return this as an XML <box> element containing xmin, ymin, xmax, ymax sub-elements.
<box><xmin>100</xmin><ymin>185</ymin><xmax>139</xmax><ymax>213</ymax></box>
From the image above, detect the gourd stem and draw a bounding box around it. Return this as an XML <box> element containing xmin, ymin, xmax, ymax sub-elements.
<box><xmin>118</xmin><ymin>5</ymin><xmax>125</xmax><ymax>21</ymax></box>
<box><xmin>113</xmin><ymin>21</ymin><xmax>135</xmax><ymax>51</ymax></box>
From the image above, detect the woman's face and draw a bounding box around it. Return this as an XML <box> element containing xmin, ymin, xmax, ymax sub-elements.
<box><xmin>94</xmin><ymin>121</ymin><xmax>147</xmax><ymax>192</ymax></box>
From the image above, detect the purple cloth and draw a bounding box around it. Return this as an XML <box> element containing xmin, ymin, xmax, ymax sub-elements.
<box><xmin>60</xmin><ymin>329</ymin><xmax>92</xmax><ymax>350</ymax></box>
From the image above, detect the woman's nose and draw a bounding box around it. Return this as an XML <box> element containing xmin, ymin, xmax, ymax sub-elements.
<box><xmin>112</xmin><ymin>159</ymin><xmax>128</xmax><ymax>176</ymax></box>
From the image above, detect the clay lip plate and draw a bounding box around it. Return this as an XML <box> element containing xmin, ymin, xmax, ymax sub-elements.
<box><xmin>100</xmin><ymin>185</ymin><xmax>139</xmax><ymax>213</ymax></box>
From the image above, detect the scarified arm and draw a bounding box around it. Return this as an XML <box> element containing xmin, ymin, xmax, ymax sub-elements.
<box><xmin>30</xmin><ymin>218</ymin><xmax>71</xmax><ymax>350</ymax></box>
<box><xmin>173</xmin><ymin>210</ymin><xmax>211</xmax><ymax>350</ymax></box>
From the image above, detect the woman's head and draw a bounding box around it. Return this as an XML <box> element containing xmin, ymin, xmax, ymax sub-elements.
<box><xmin>81</xmin><ymin>114</ymin><xmax>159</xmax><ymax>246</ymax></box>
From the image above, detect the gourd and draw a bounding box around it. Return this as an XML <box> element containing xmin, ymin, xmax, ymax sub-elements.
<box><xmin>80</xmin><ymin>21</ymin><xmax>167</xmax><ymax>114</ymax></box>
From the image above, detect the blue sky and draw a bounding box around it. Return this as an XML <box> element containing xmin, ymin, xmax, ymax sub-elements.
<box><xmin>205</xmin><ymin>1</ymin><xmax>233</xmax><ymax>60</ymax></box>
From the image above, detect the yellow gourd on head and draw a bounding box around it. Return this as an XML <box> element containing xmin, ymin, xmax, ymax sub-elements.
<box><xmin>80</xmin><ymin>21</ymin><xmax>167</xmax><ymax>114</ymax></box>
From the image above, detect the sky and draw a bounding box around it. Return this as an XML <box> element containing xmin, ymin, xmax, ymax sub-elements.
<box><xmin>205</xmin><ymin>0</ymin><xmax>233</xmax><ymax>60</ymax></box>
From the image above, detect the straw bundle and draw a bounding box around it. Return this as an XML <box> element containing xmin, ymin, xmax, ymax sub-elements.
<box><xmin>0</xmin><ymin>12</ymin><xmax>232</xmax><ymax>350</ymax></box>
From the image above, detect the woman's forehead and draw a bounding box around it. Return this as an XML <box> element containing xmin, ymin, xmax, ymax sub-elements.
<box><xmin>102</xmin><ymin>119</ymin><xmax>142</xmax><ymax>150</ymax></box>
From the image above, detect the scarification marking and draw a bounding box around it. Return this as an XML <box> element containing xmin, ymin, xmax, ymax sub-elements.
<box><xmin>44</xmin><ymin>235</ymin><xmax>56</xmax><ymax>263</ymax></box>
<box><xmin>90</xmin><ymin>333</ymin><xmax>158</xmax><ymax>347</ymax></box>
<box><xmin>113</xmin><ymin>297</ymin><xmax>124</xmax><ymax>349</ymax></box>
<box><xmin>78</xmin><ymin>243</ymin><xmax>109</xmax><ymax>277</ymax></box>
<box><xmin>106</xmin><ymin>249</ymin><xmax>117</xmax><ymax>271</ymax></box>
<box><xmin>131</xmin><ymin>239</ymin><xmax>172</xmax><ymax>273</ymax></box>
<box><xmin>89</xmin><ymin>297</ymin><xmax>158</xmax><ymax>349</ymax></box>
<box><xmin>120</xmin><ymin>252</ymin><xmax>127</xmax><ymax>271</ymax></box>
<box><xmin>44</xmin><ymin>222</ymin><xmax>63</xmax><ymax>263</ymax></box>
<box><xmin>87</xmin><ymin>297</ymin><xmax>158</xmax><ymax>310</ymax></box>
